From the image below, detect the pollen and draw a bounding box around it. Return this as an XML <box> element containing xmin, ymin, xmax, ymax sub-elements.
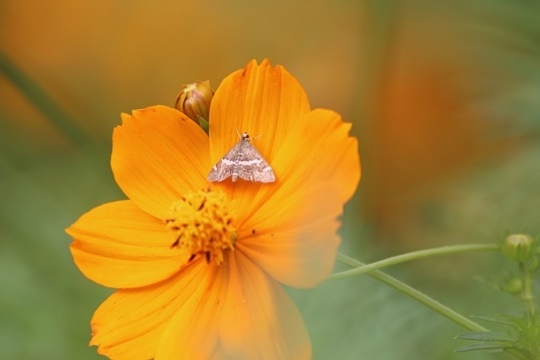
<box><xmin>165</xmin><ymin>188</ymin><xmax>237</xmax><ymax>265</ymax></box>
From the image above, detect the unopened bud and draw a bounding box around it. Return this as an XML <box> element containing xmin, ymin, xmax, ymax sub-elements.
<box><xmin>500</xmin><ymin>277</ymin><xmax>523</xmax><ymax>295</ymax></box>
<box><xmin>175</xmin><ymin>80</ymin><xmax>213</xmax><ymax>130</ymax></box>
<box><xmin>502</xmin><ymin>234</ymin><xmax>535</xmax><ymax>263</ymax></box>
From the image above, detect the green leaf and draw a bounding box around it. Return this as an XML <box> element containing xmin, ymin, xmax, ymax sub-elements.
<box><xmin>471</xmin><ymin>314</ymin><xmax>518</xmax><ymax>326</ymax></box>
<box><xmin>454</xmin><ymin>343</ymin><xmax>510</xmax><ymax>353</ymax></box>
<box><xmin>456</xmin><ymin>331</ymin><xmax>516</xmax><ymax>343</ymax></box>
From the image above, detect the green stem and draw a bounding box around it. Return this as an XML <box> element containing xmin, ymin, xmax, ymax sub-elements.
<box><xmin>518</xmin><ymin>262</ymin><xmax>536</xmax><ymax>322</ymax></box>
<box><xmin>330</xmin><ymin>244</ymin><xmax>499</xmax><ymax>280</ymax></box>
<box><xmin>0</xmin><ymin>50</ymin><xmax>91</xmax><ymax>146</ymax></box>
<box><xmin>335</xmin><ymin>250</ymin><xmax>493</xmax><ymax>332</ymax></box>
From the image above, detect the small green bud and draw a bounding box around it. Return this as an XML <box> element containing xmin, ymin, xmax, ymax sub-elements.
<box><xmin>500</xmin><ymin>277</ymin><xmax>523</xmax><ymax>295</ymax></box>
<box><xmin>502</xmin><ymin>234</ymin><xmax>535</xmax><ymax>263</ymax></box>
<box><xmin>175</xmin><ymin>80</ymin><xmax>214</xmax><ymax>128</ymax></box>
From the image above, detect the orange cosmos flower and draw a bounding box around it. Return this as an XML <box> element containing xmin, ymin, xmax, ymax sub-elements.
<box><xmin>66</xmin><ymin>59</ymin><xmax>360</xmax><ymax>360</ymax></box>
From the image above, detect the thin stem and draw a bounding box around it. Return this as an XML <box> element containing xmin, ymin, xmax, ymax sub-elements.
<box><xmin>0</xmin><ymin>50</ymin><xmax>91</xmax><ymax>146</ymax></box>
<box><xmin>330</xmin><ymin>244</ymin><xmax>499</xmax><ymax>280</ymax></box>
<box><xmin>518</xmin><ymin>262</ymin><xmax>536</xmax><ymax>322</ymax></box>
<box><xmin>335</xmin><ymin>251</ymin><xmax>489</xmax><ymax>332</ymax></box>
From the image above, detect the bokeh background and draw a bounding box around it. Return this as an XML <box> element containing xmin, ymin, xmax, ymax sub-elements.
<box><xmin>1</xmin><ymin>0</ymin><xmax>540</xmax><ymax>359</ymax></box>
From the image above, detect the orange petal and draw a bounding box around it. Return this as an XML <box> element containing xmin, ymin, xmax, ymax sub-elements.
<box><xmin>271</xmin><ymin>109</ymin><xmax>360</xmax><ymax>202</ymax></box>
<box><xmin>156</xmin><ymin>252</ymin><xmax>311</xmax><ymax>359</ymax></box>
<box><xmin>208</xmin><ymin>59</ymin><xmax>310</xmax><ymax>173</ymax></box>
<box><xmin>238</xmin><ymin>109</ymin><xmax>360</xmax><ymax>288</ymax></box>
<box><xmin>67</xmin><ymin>200</ymin><xmax>191</xmax><ymax>288</ymax></box>
<box><xmin>237</xmin><ymin>190</ymin><xmax>342</xmax><ymax>288</ymax></box>
<box><xmin>155</xmin><ymin>260</ymin><xmax>227</xmax><ymax>359</ymax></box>
<box><xmin>112</xmin><ymin>105</ymin><xmax>209</xmax><ymax>219</ymax></box>
<box><xmin>89</xmin><ymin>259</ymin><xmax>212</xmax><ymax>360</ymax></box>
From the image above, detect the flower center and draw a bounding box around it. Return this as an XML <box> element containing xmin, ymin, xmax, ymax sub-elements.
<box><xmin>165</xmin><ymin>189</ymin><xmax>237</xmax><ymax>265</ymax></box>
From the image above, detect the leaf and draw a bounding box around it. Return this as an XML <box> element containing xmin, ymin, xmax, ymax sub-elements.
<box><xmin>456</xmin><ymin>331</ymin><xmax>516</xmax><ymax>343</ymax></box>
<box><xmin>454</xmin><ymin>343</ymin><xmax>510</xmax><ymax>353</ymax></box>
<box><xmin>471</xmin><ymin>313</ymin><xmax>518</xmax><ymax>326</ymax></box>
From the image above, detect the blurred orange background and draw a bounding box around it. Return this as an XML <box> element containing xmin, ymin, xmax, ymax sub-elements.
<box><xmin>2</xmin><ymin>1</ymin><xmax>539</xmax><ymax>359</ymax></box>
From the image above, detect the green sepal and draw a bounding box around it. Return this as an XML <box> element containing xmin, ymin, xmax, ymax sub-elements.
<box><xmin>197</xmin><ymin>116</ymin><xmax>209</xmax><ymax>134</ymax></box>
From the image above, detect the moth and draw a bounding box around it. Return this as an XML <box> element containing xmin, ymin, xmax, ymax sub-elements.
<box><xmin>207</xmin><ymin>131</ymin><xmax>276</xmax><ymax>183</ymax></box>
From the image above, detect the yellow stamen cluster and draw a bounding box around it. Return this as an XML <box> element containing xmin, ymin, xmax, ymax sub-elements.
<box><xmin>165</xmin><ymin>189</ymin><xmax>237</xmax><ymax>265</ymax></box>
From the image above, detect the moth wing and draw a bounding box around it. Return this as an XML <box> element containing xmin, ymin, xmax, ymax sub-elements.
<box><xmin>236</xmin><ymin>142</ymin><xmax>276</xmax><ymax>183</ymax></box>
<box><xmin>207</xmin><ymin>143</ymin><xmax>240</xmax><ymax>182</ymax></box>
<box><xmin>207</xmin><ymin>159</ymin><xmax>233</xmax><ymax>182</ymax></box>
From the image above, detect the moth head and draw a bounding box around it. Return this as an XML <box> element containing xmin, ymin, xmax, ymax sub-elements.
<box><xmin>241</xmin><ymin>132</ymin><xmax>250</xmax><ymax>140</ymax></box>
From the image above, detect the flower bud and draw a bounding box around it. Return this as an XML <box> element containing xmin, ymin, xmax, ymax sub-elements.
<box><xmin>500</xmin><ymin>277</ymin><xmax>523</xmax><ymax>295</ymax></box>
<box><xmin>175</xmin><ymin>81</ymin><xmax>213</xmax><ymax>130</ymax></box>
<box><xmin>502</xmin><ymin>234</ymin><xmax>535</xmax><ymax>263</ymax></box>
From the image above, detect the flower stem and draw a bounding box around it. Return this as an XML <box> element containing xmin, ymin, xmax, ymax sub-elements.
<box><xmin>0</xmin><ymin>50</ymin><xmax>91</xmax><ymax>146</ymax></box>
<box><xmin>334</xmin><ymin>245</ymin><xmax>499</xmax><ymax>332</ymax></box>
<box><xmin>331</xmin><ymin>244</ymin><xmax>499</xmax><ymax>280</ymax></box>
<box><xmin>518</xmin><ymin>262</ymin><xmax>536</xmax><ymax>321</ymax></box>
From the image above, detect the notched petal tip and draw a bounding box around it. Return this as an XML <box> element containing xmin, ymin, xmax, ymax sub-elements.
<box><xmin>111</xmin><ymin>105</ymin><xmax>210</xmax><ymax>218</ymax></box>
<box><xmin>209</xmin><ymin>59</ymin><xmax>310</xmax><ymax>167</ymax></box>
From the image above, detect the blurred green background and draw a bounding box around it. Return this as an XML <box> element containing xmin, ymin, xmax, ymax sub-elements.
<box><xmin>1</xmin><ymin>1</ymin><xmax>539</xmax><ymax>359</ymax></box>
